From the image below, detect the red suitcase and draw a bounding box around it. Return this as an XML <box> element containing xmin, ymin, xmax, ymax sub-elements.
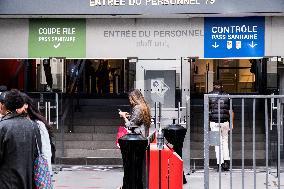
<box><xmin>148</xmin><ymin>144</ymin><xmax>183</xmax><ymax>189</ymax></box>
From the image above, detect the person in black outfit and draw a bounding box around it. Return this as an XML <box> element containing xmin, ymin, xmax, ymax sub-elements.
<box><xmin>43</xmin><ymin>59</ymin><xmax>53</xmax><ymax>91</ymax></box>
<box><xmin>0</xmin><ymin>89</ymin><xmax>41</xmax><ymax>189</ymax></box>
<box><xmin>96</xmin><ymin>61</ymin><xmax>110</xmax><ymax>94</ymax></box>
<box><xmin>209</xmin><ymin>80</ymin><xmax>233</xmax><ymax>171</ymax></box>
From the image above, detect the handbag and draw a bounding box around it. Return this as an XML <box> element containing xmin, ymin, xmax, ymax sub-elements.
<box><xmin>116</xmin><ymin>126</ymin><xmax>129</xmax><ymax>148</ymax></box>
<box><xmin>34</xmin><ymin>136</ymin><xmax>52</xmax><ymax>189</ymax></box>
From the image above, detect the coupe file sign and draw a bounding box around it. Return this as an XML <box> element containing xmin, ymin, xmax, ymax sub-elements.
<box><xmin>29</xmin><ymin>19</ymin><xmax>86</xmax><ymax>58</ymax></box>
<box><xmin>204</xmin><ymin>17</ymin><xmax>265</xmax><ymax>58</ymax></box>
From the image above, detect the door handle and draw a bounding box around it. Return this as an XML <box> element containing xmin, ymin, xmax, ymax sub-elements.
<box><xmin>271</xmin><ymin>98</ymin><xmax>277</xmax><ymax>130</ymax></box>
<box><xmin>45</xmin><ymin>102</ymin><xmax>48</xmax><ymax>120</ymax></box>
<box><xmin>56</xmin><ymin>93</ymin><xmax>59</xmax><ymax>130</ymax></box>
<box><xmin>48</xmin><ymin>101</ymin><xmax>51</xmax><ymax>125</ymax></box>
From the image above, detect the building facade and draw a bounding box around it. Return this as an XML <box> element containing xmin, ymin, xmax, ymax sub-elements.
<box><xmin>0</xmin><ymin>0</ymin><xmax>283</xmax><ymax>164</ymax></box>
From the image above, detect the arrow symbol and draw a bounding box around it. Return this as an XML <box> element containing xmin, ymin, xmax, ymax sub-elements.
<box><xmin>160</xmin><ymin>80</ymin><xmax>170</xmax><ymax>96</ymax></box>
<box><xmin>53</xmin><ymin>43</ymin><xmax>61</xmax><ymax>48</ymax></box>
<box><xmin>212</xmin><ymin>42</ymin><xmax>219</xmax><ymax>48</ymax></box>
<box><xmin>249</xmin><ymin>41</ymin><xmax>257</xmax><ymax>48</ymax></box>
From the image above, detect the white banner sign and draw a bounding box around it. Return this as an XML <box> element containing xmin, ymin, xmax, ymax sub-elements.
<box><xmin>86</xmin><ymin>18</ymin><xmax>204</xmax><ymax>58</ymax></box>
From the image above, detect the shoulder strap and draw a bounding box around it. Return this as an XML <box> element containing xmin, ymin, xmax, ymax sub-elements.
<box><xmin>30</xmin><ymin>120</ymin><xmax>42</xmax><ymax>155</ymax></box>
<box><xmin>35</xmin><ymin>135</ymin><xmax>41</xmax><ymax>155</ymax></box>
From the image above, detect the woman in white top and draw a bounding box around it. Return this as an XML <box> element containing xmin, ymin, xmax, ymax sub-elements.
<box><xmin>36</xmin><ymin>120</ymin><xmax>53</xmax><ymax>175</ymax></box>
<box><xmin>19</xmin><ymin>93</ymin><xmax>53</xmax><ymax>177</ymax></box>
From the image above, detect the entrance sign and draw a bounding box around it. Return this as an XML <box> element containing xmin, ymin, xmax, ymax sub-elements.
<box><xmin>2</xmin><ymin>17</ymin><xmax>284</xmax><ymax>58</ymax></box>
<box><xmin>87</xmin><ymin>18</ymin><xmax>203</xmax><ymax>58</ymax></box>
<box><xmin>29</xmin><ymin>19</ymin><xmax>86</xmax><ymax>58</ymax></box>
<box><xmin>204</xmin><ymin>17</ymin><xmax>265</xmax><ymax>58</ymax></box>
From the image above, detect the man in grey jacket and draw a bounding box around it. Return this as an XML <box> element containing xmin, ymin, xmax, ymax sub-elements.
<box><xmin>0</xmin><ymin>89</ymin><xmax>41</xmax><ymax>189</ymax></box>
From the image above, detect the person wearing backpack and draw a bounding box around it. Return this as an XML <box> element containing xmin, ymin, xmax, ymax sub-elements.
<box><xmin>209</xmin><ymin>80</ymin><xmax>234</xmax><ymax>172</ymax></box>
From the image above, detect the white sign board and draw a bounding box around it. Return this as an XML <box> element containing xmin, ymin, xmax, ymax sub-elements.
<box><xmin>265</xmin><ymin>17</ymin><xmax>284</xmax><ymax>57</ymax></box>
<box><xmin>86</xmin><ymin>18</ymin><xmax>204</xmax><ymax>58</ymax></box>
<box><xmin>0</xmin><ymin>19</ymin><xmax>29</xmax><ymax>58</ymax></box>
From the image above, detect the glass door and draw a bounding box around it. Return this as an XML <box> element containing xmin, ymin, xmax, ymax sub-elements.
<box><xmin>216</xmin><ymin>59</ymin><xmax>256</xmax><ymax>93</ymax></box>
<box><xmin>217</xmin><ymin>59</ymin><xmax>239</xmax><ymax>93</ymax></box>
<box><xmin>136</xmin><ymin>59</ymin><xmax>182</xmax><ymax>126</ymax></box>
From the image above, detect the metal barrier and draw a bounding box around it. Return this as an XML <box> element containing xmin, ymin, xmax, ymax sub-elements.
<box><xmin>204</xmin><ymin>94</ymin><xmax>284</xmax><ymax>189</ymax></box>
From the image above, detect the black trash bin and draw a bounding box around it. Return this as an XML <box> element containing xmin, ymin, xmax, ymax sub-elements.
<box><xmin>119</xmin><ymin>132</ymin><xmax>148</xmax><ymax>189</ymax></box>
<box><xmin>163</xmin><ymin>124</ymin><xmax>187</xmax><ymax>184</ymax></box>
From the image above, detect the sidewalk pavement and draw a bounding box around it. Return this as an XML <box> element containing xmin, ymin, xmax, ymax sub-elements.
<box><xmin>53</xmin><ymin>165</ymin><xmax>190</xmax><ymax>189</ymax></box>
<box><xmin>53</xmin><ymin>165</ymin><xmax>283</xmax><ymax>189</ymax></box>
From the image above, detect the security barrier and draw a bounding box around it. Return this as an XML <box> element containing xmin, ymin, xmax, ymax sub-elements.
<box><xmin>204</xmin><ymin>94</ymin><xmax>284</xmax><ymax>189</ymax></box>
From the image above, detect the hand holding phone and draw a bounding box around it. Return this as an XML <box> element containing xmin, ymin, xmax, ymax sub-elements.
<box><xmin>118</xmin><ymin>109</ymin><xmax>124</xmax><ymax>118</ymax></box>
<box><xmin>118</xmin><ymin>110</ymin><xmax>129</xmax><ymax>119</ymax></box>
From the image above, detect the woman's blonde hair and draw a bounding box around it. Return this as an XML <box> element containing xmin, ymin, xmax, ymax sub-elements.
<box><xmin>129</xmin><ymin>89</ymin><xmax>151</xmax><ymax>128</ymax></box>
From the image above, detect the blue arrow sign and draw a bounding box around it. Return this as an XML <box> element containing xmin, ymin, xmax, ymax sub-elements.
<box><xmin>204</xmin><ymin>17</ymin><xmax>265</xmax><ymax>58</ymax></box>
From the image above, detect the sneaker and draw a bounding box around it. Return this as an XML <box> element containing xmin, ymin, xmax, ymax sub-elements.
<box><xmin>222</xmin><ymin>160</ymin><xmax>230</xmax><ymax>171</ymax></box>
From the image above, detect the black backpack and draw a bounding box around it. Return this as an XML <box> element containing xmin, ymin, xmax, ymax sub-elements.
<box><xmin>49</xmin><ymin>136</ymin><xmax>56</xmax><ymax>164</ymax></box>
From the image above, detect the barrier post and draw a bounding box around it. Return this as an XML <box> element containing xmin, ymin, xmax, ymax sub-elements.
<box><xmin>119</xmin><ymin>130</ymin><xmax>148</xmax><ymax>189</ymax></box>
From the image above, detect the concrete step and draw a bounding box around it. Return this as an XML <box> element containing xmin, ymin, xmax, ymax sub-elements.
<box><xmin>189</xmin><ymin>150</ymin><xmax>265</xmax><ymax>159</ymax></box>
<box><xmin>54</xmin><ymin>137</ymin><xmax>265</xmax><ymax>150</ymax></box>
<box><xmin>191</xmin><ymin>126</ymin><xmax>264</xmax><ymax>134</ymax></box>
<box><xmin>54</xmin><ymin>148</ymin><xmax>265</xmax><ymax>165</ymax></box>
<box><xmin>54</xmin><ymin>125</ymin><xmax>120</xmax><ymax>133</ymax></box>
<box><xmin>72</xmin><ymin>112</ymin><xmax>122</xmax><ymax>119</ymax></box>
<box><xmin>181</xmin><ymin>158</ymin><xmax>267</xmax><ymax>167</ymax></box>
<box><xmin>54</xmin><ymin>133</ymin><xmax>116</xmax><ymax>141</ymax></box>
<box><xmin>78</xmin><ymin>99</ymin><xmax>128</xmax><ymax>105</ymax></box>
<box><xmin>55</xmin><ymin>140</ymin><xmax>117</xmax><ymax>150</ymax></box>
<box><xmin>191</xmin><ymin>133</ymin><xmax>265</xmax><ymax>142</ymax></box>
<box><xmin>56</xmin><ymin>148</ymin><xmax>122</xmax><ymax>158</ymax></box>
<box><xmin>93</xmin><ymin>126</ymin><xmax>119</xmax><ymax>133</ymax></box>
<box><xmin>65</xmin><ymin>118</ymin><xmax>122</xmax><ymax>126</ymax></box>
<box><xmin>55</xmin><ymin>157</ymin><xmax>123</xmax><ymax>165</ymax></box>
<box><xmin>74</xmin><ymin>107</ymin><xmax>129</xmax><ymax>113</ymax></box>
<box><xmin>229</xmin><ymin>126</ymin><xmax>264</xmax><ymax>134</ymax></box>
<box><xmin>189</xmin><ymin>142</ymin><xmax>265</xmax><ymax>150</ymax></box>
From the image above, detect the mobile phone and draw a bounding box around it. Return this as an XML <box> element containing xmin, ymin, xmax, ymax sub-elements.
<box><xmin>117</xmin><ymin>109</ymin><xmax>122</xmax><ymax>112</ymax></box>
